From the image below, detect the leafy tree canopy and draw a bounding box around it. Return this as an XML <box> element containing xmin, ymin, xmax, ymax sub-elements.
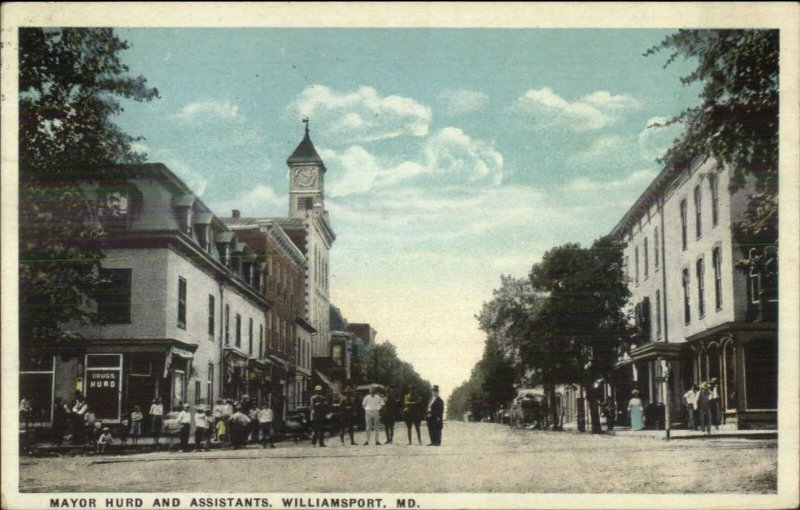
<box><xmin>19</xmin><ymin>28</ymin><xmax>158</xmax><ymax>349</ymax></box>
<box><xmin>646</xmin><ymin>30</ymin><xmax>778</xmax><ymax>252</ymax></box>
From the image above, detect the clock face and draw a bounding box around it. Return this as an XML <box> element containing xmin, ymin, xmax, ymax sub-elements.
<box><xmin>295</xmin><ymin>168</ymin><xmax>316</xmax><ymax>187</ymax></box>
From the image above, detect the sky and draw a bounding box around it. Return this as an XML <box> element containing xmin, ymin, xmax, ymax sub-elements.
<box><xmin>114</xmin><ymin>28</ymin><xmax>702</xmax><ymax>400</ymax></box>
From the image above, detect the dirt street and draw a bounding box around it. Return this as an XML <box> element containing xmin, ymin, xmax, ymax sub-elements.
<box><xmin>19</xmin><ymin>422</ymin><xmax>776</xmax><ymax>493</ymax></box>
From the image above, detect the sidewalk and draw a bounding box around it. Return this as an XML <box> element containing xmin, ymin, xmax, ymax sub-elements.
<box><xmin>559</xmin><ymin>422</ymin><xmax>776</xmax><ymax>440</ymax></box>
<box><xmin>22</xmin><ymin>433</ymin><xmax>303</xmax><ymax>457</ymax></box>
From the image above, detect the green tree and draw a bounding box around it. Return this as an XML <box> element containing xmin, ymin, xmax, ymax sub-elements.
<box><xmin>19</xmin><ymin>28</ymin><xmax>158</xmax><ymax>350</ymax></box>
<box><xmin>527</xmin><ymin>237</ymin><xmax>632</xmax><ymax>433</ymax></box>
<box><xmin>366</xmin><ymin>342</ymin><xmax>431</xmax><ymax>400</ymax></box>
<box><xmin>646</xmin><ymin>30</ymin><xmax>778</xmax><ymax>276</ymax></box>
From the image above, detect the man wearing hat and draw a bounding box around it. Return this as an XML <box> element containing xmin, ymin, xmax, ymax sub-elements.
<box><xmin>362</xmin><ymin>384</ymin><xmax>385</xmax><ymax>445</ymax></box>
<box><xmin>310</xmin><ymin>385</ymin><xmax>329</xmax><ymax>447</ymax></box>
<box><xmin>426</xmin><ymin>385</ymin><xmax>444</xmax><ymax>446</ymax></box>
<box><xmin>338</xmin><ymin>387</ymin><xmax>358</xmax><ymax>445</ymax></box>
<box><xmin>176</xmin><ymin>403</ymin><xmax>193</xmax><ymax>452</ymax></box>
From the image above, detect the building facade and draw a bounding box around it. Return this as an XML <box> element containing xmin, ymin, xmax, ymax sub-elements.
<box><xmin>19</xmin><ymin>164</ymin><xmax>271</xmax><ymax>425</ymax></box>
<box><xmin>610</xmin><ymin>157</ymin><xmax>777</xmax><ymax>429</ymax></box>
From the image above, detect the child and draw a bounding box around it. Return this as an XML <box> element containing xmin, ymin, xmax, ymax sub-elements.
<box><xmin>96</xmin><ymin>427</ymin><xmax>113</xmax><ymax>454</ymax></box>
<box><xmin>204</xmin><ymin>409</ymin><xmax>214</xmax><ymax>449</ymax></box>
<box><xmin>215</xmin><ymin>415</ymin><xmax>227</xmax><ymax>445</ymax></box>
<box><xmin>119</xmin><ymin>413</ymin><xmax>130</xmax><ymax>445</ymax></box>
<box><xmin>130</xmin><ymin>406</ymin><xmax>143</xmax><ymax>445</ymax></box>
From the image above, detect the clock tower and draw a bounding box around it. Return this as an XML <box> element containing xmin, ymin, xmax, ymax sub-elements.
<box><xmin>288</xmin><ymin>118</ymin><xmax>326</xmax><ymax>219</ymax></box>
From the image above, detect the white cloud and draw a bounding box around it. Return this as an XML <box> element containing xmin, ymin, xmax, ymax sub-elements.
<box><xmin>638</xmin><ymin>116</ymin><xmax>682</xmax><ymax>163</ymax></box>
<box><xmin>515</xmin><ymin>87</ymin><xmax>640</xmax><ymax>132</ymax></box>
<box><xmin>161</xmin><ymin>158</ymin><xmax>209</xmax><ymax>197</ymax></box>
<box><xmin>438</xmin><ymin>88</ymin><xmax>489</xmax><ymax>115</ymax></box>
<box><xmin>565</xmin><ymin>168</ymin><xmax>658</xmax><ymax>192</ymax></box>
<box><xmin>291</xmin><ymin>85</ymin><xmax>431</xmax><ymax>142</ymax></box>
<box><xmin>321</xmin><ymin>127</ymin><xmax>504</xmax><ymax>197</ymax></box>
<box><xmin>129</xmin><ymin>142</ymin><xmax>149</xmax><ymax>155</ymax></box>
<box><xmin>175</xmin><ymin>99</ymin><xmax>240</xmax><ymax>120</ymax></box>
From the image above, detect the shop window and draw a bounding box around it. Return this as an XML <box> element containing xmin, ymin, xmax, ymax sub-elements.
<box><xmin>97</xmin><ymin>269</ymin><xmax>132</xmax><ymax>324</ymax></box>
<box><xmin>19</xmin><ymin>355</ymin><xmax>54</xmax><ymax>423</ymax></box>
<box><xmin>85</xmin><ymin>353</ymin><xmax>122</xmax><ymax>420</ymax></box>
<box><xmin>744</xmin><ymin>337</ymin><xmax>777</xmax><ymax>410</ymax></box>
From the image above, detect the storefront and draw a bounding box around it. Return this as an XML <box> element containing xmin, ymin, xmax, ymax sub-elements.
<box><xmin>223</xmin><ymin>348</ymin><xmax>249</xmax><ymax>401</ymax></box>
<box><xmin>21</xmin><ymin>339</ymin><xmax>197</xmax><ymax>425</ymax></box>
<box><xmin>689</xmin><ymin>325</ymin><xmax>777</xmax><ymax>429</ymax></box>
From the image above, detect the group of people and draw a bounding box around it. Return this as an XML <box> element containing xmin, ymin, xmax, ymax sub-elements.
<box><xmin>683</xmin><ymin>379</ymin><xmax>722</xmax><ymax>434</ymax></box>
<box><xmin>28</xmin><ymin>383</ymin><xmax>446</xmax><ymax>455</ymax></box>
<box><xmin>625</xmin><ymin>378</ymin><xmax>723</xmax><ymax>433</ymax></box>
<box><xmin>310</xmin><ymin>383</ymin><xmax>444</xmax><ymax>448</ymax></box>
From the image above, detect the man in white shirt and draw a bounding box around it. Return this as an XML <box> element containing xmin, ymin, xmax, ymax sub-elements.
<box><xmin>362</xmin><ymin>385</ymin><xmax>385</xmax><ymax>446</ymax></box>
<box><xmin>194</xmin><ymin>406</ymin><xmax>210</xmax><ymax>452</ymax></box>
<box><xmin>683</xmin><ymin>385</ymin><xmax>699</xmax><ymax>430</ymax></box>
<box><xmin>257</xmin><ymin>403</ymin><xmax>275</xmax><ymax>449</ymax></box>
<box><xmin>176</xmin><ymin>403</ymin><xmax>192</xmax><ymax>451</ymax></box>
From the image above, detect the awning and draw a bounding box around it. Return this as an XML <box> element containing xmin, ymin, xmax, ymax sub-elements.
<box><xmin>629</xmin><ymin>342</ymin><xmax>685</xmax><ymax>362</ymax></box>
<box><xmin>314</xmin><ymin>370</ymin><xmax>335</xmax><ymax>391</ymax></box>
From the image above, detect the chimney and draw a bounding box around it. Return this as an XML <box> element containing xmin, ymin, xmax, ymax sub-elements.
<box><xmin>232</xmin><ymin>209</ymin><xmax>240</xmax><ymax>218</ymax></box>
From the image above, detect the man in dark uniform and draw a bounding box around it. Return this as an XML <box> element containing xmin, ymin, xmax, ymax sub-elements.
<box><xmin>310</xmin><ymin>385</ymin><xmax>328</xmax><ymax>447</ymax></box>
<box><xmin>338</xmin><ymin>388</ymin><xmax>357</xmax><ymax>445</ymax></box>
<box><xmin>426</xmin><ymin>385</ymin><xmax>444</xmax><ymax>446</ymax></box>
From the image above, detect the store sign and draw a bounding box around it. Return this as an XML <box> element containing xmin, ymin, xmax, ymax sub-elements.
<box><xmin>88</xmin><ymin>371</ymin><xmax>119</xmax><ymax>389</ymax></box>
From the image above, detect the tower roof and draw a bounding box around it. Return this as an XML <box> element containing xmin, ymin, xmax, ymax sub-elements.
<box><xmin>287</xmin><ymin>120</ymin><xmax>326</xmax><ymax>170</ymax></box>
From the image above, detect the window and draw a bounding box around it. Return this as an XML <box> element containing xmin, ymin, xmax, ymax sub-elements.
<box><xmin>682</xmin><ymin>268</ymin><xmax>691</xmax><ymax>324</ymax></box>
<box><xmin>747</xmin><ymin>247</ymin><xmax>762</xmax><ymax>306</ymax></box>
<box><xmin>248</xmin><ymin>318</ymin><xmax>254</xmax><ymax>355</ymax></box>
<box><xmin>97</xmin><ymin>269</ymin><xmax>132</xmax><ymax>324</ymax></box>
<box><xmin>224</xmin><ymin>304</ymin><xmax>230</xmax><ymax>345</ymax></box>
<box><xmin>207</xmin><ymin>363</ymin><xmax>214</xmax><ymax>405</ymax></box>
<box><xmin>235</xmin><ymin>314</ymin><xmax>242</xmax><ymax>348</ymax></box>
<box><xmin>259</xmin><ymin>324</ymin><xmax>264</xmax><ymax>358</ymax></box>
<box><xmin>655</xmin><ymin>290</ymin><xmax>662</xmax><ymax>339</ymax></box>
<box><xmin>710</xmin><ymin>173</ymin><xmax>719</xmax><ymax>226</ymax></box>
<box><xmin>643</xmin><ymin>238</ymin><xmax>649</xmax><ymax>279</ymax></box>
<box><xmin>694</xmin><ymin>185</ymin><xmax>702</xmax><ymax>239</ymax></box>
<box><xmin>697</xmin><ymin>258</ymin><xmax>706</xmax><ymax>318</ymax></box>
<box><xmin>634</xmin><ymin>246</ymin><xmax>640</xmax><ymax>285</ymax></box>
<box><xmin>680</xmin><ymin>199</ymin><xmax>688</xmax><ymax>250</ymax></box>
<box><xmin>713</xmin><ymin>247</ymin><xmax>723</xmax><ymax>310</ymax></box>
<box><xmin>208</xmin><ymin>295</ymin><xmax>215</xmax><ymax>340</ymax></box>
<box><xmin>297</xmin><ymin>197</ymin><xmax>313</xmax><ymax>210</ymax></box>
<box><xmin>177</xmin><ymin>277</ymin><xmax>187</xmax><ymax>329</ymax></box>
<box><xmin>624</xmin><ymin>256</ymin><xmax>629</xmax><ymax>281</ymax></box>
<box><xmin>654</xmin><ymin>227</ymin><xmax>659</xmax><ymax>270</ymax></box>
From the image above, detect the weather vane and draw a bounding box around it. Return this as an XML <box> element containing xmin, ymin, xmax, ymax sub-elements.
<box><xmin>302</xmin><ymin>117</ymin><xmax>309</xmax><ymax>135</ymax></box>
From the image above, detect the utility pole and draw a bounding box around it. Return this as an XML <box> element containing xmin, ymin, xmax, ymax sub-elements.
<box><xmin>661</xmin><ymin>359</ymin><xmax>671</xmax><ymax>440</ymax></box>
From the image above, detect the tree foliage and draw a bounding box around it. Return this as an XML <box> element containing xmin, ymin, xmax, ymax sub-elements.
<box><xmin>366</xmin><ymin>342</ymin><xmax>431</xmax><ymax>401</ymax></box>
<box><xmin>646</xmin><ymin>30</ymin><xmax>779</xmax><ymax>255</ymax></box>
<box><xmin>19</xmin><ymin>28</ymin><xmax>158</xmax><ymax>348</ymax></box>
